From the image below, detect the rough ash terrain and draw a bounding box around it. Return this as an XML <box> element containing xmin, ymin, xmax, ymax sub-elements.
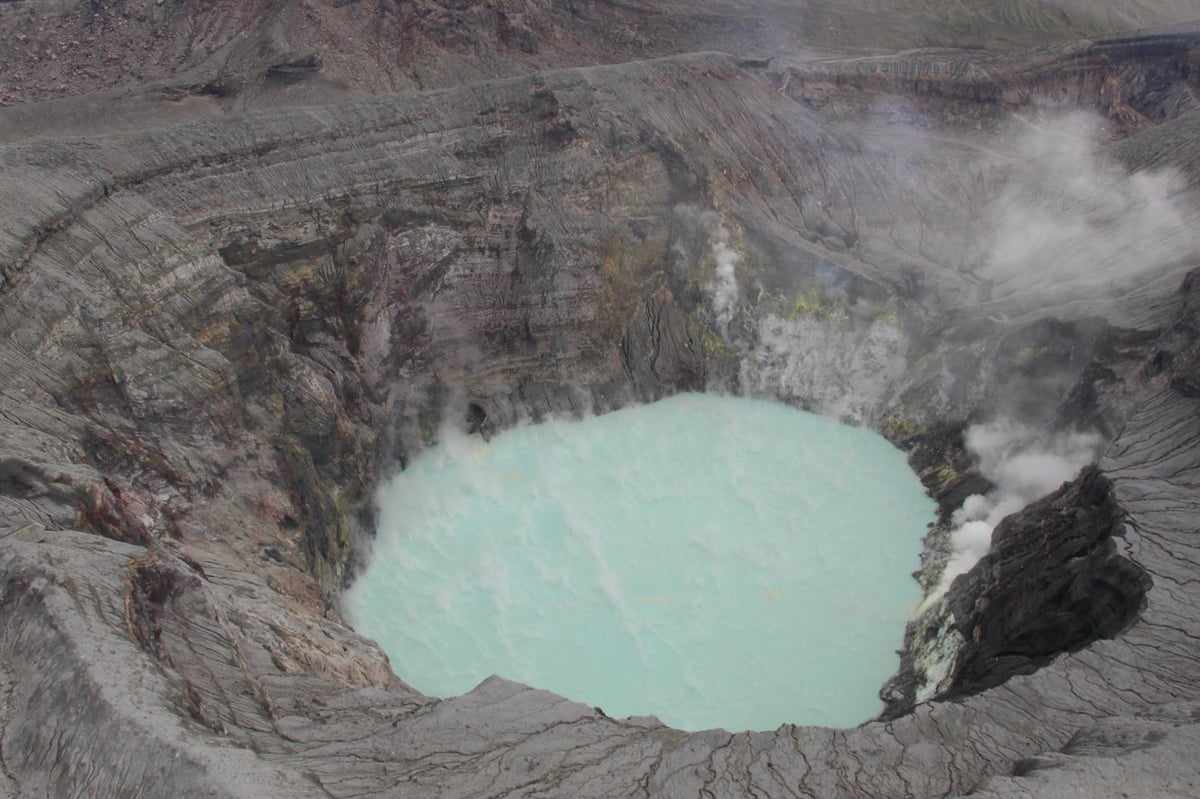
<box><xmin>2</xmin><ymin>1</ymin><xmax>1200</xmax><ymax>797</ymax></box>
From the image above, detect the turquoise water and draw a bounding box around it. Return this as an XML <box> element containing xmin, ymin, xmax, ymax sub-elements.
<box><xmin>345</xmin><ymin>393</ymin><xmax>934</xmax><ymax>732</ymax></box>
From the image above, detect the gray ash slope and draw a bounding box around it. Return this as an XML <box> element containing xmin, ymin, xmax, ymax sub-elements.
<box><xmin>2</xmin><ymin>2</ymin><xmax>1200</xmax><ymax>797</ymax></box>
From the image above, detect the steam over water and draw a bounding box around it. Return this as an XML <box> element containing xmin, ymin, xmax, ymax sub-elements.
<box><xmin>346</xmin><ymin>393</ymin><xmax>934</xmax><ymax>731</ymax></box>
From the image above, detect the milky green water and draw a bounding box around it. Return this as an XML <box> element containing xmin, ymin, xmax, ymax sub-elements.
<box><xmin>345</xmin><ymin>393</ymin><xmax>934</xmax><ymax>732</ymax></box>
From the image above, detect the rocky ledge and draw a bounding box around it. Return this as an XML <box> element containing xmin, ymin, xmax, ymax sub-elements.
<box><xmin>2</xmin><ymin>3</ymin><xmax>1200</xmax><ymax>797</ymax></box>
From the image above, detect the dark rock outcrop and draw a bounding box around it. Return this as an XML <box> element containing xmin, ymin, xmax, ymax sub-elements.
<box><xmin>946</xmin><ymin>467</ymin><xmax>1152</xmax><ymax>697</ymax></box>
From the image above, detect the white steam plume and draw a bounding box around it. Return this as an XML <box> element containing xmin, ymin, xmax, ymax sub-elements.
<box><xmin>922</xmin><ymin>419</ymin><xmax>1103</xmax><ymax>608</ymax></box>
<box><xmin>974</xmin><ymin>112</ymin><xmax>1199</xmax><ymax>318</ymax></box>
<box><xmin>913</xmin><ymin>113</ymin><xmax>1189</xmax><ymax>610</ymax></box>
<box><xmin>708</xmin><ymin>220</ymin><xmax>741</xmax><ymax>330</ymax></box>
<box><xmin>672</xmin><ymin>204</ymin><xmax>741</xmax><ymax>331</ymax></box>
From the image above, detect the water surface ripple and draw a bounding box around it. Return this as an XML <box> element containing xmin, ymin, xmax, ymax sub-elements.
<box><xmin>346</xmin><ymin>393</ymin><xmax>934</xmax><ymax>731</ymax></box>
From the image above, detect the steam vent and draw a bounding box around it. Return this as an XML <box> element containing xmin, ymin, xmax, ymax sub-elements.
<box><xmin>4</xmin><ymin>2</ymin><xmax>1200</xmax><ymax>797</ymax></box>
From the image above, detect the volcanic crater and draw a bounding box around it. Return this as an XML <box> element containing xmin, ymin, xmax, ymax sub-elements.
<box><xmin>3</xmin><ymin>2</ymin><xmax>1200</xmax><ymax>797</ymax></box>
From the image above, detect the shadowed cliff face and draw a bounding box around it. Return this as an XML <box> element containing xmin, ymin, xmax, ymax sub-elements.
<box><xmin>2</xmin><ymin>2</ymin><xmax>1200</xmax><ymax>797</ymax></box>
